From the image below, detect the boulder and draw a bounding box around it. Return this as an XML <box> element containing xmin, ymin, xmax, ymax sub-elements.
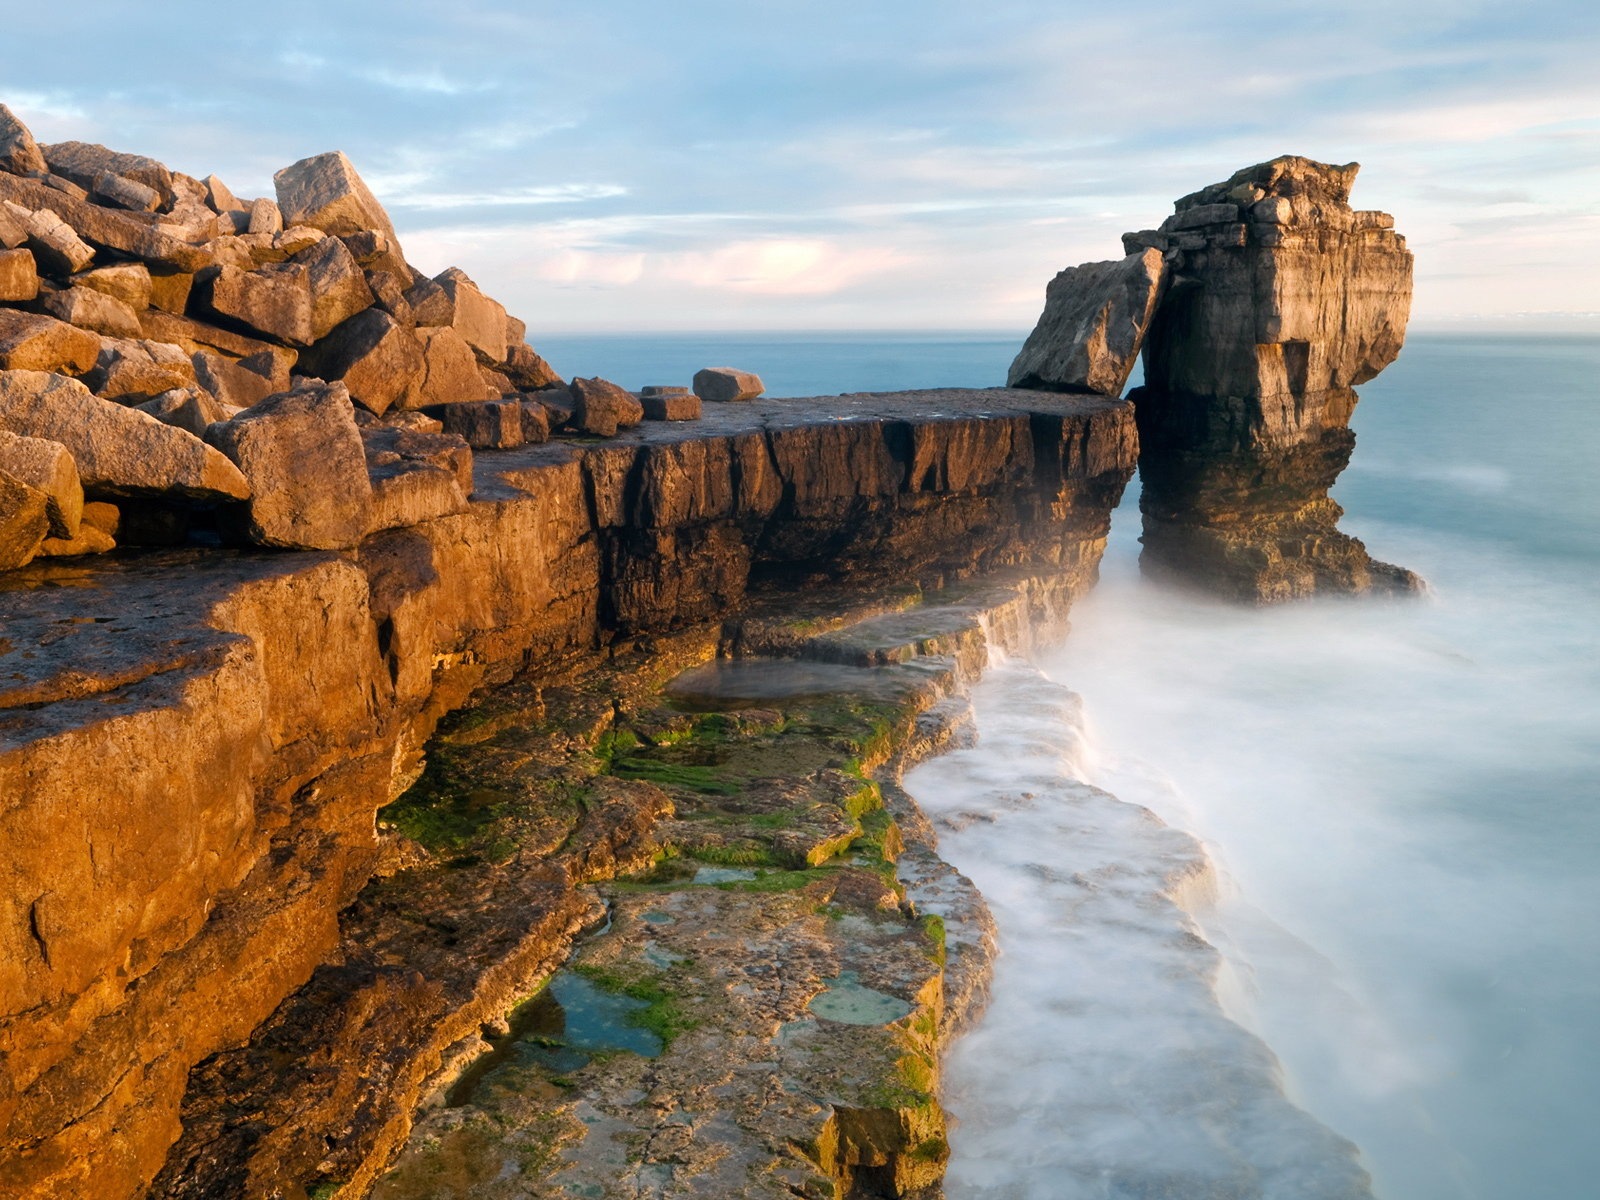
<box><xmin>570</xmin><ymin>376</ymin><xmax>644</xmax><ymax>436</ymax></box>
<box><xmin>1007</xmin><ymin>247</ymin><xmax>1167</xmax><ymax>396</ymax></box>
<box><xmin>136</xmin><ymin>387</ymin><xmax>226</xmax><ymax>438</ymax></box>
<box><xmin>0</xmin><ymin>369</ymin><xmax>249</xmax><ymax>500</ymax></box>
<box><xmin>503</xmin><ymin>341</ymin><xmax>560</xmax><ymax>390</ymax></box>
<box><xmin>434</xmin><ymin>267</ymin><xmax>508</xmax><ymax>362</ymax></box>
<box><xmin>87</xmin><ymin>338</ymin><xmax>197</xmax><ymax>401</ymax></box>
<box><xmin>534</xmin><ymin>385</ymin><xmax>574</xmax><ymax>427</ymax></box>
<box><xmin>0</xmin><ymin>246</ymin><xmax>37</xmax><ymax>301</ymax></box>
<box><xmin>36</xmin><ymin>522</ymin><xmax>115</xmax><ymax>557</ymax></box>
<box><xmin>195</xmin><ymin>261</ymin><xmax>314</xmax><ymax>347</ymax></box>
<box><xmin>0</xmin><ymin>204</ymin><xmax>25</xmax><ymax>248</ymax></box>
<box><xmin>91</xmin><ymin>171</ymin><xmax>161</xmax><ymax>213</ymax></box>
<box><xmin>479</xmin><ymin>366</ymin><xmax>513</xmax><ymax>396</ymax></box>
<box><xmin>247</xmin><ymin>197</ymin><xmax>283</xmax><ymax>235</ymax></box>
<box><xmin>360</xmin><ymin>426</ymin><xmax>474</xmax><ymax>494</ymax></box>
<box><xmin>0</xmin><ymin>468</ymin><xmax>48</xmax><ymax>569</ymax></box>
<box><xmin>402</xmin><ymin>276</ymin><xmax>452</xmax><ymax>327</ymax></box>
<box><xmin>0</xmin><ymin>173</ymin><xmax>208</xmax><ymax>270</ymax></box>
<box><xmin>7</xmin><ymin>202</ymin><xmax>95</xmax><ymax>274</ymax></box>
<box><xmin>192</xmin><ymin>348</ymin><xmax>289</xmax><ymax>410</ymax></box>
<box><xmin>205</xmin><ymin>381</ymin><xmax>372</xmax><ymax>548</ymax></box>
<box><xmin>403</xmin><ymin>325</ymin><xmax>495</xmax><ymax>408</ymax></box>
<box><xmin>0</xmin><ymin>309</ymin><xmax>101</xmax><ymax>374</ymax></box>
<box><xmin>273</xmin><ymin>151</ymin><xmax>405</xmax><ymax>274</ymax></box>
<box><xmin>518</xmin><ymin>398</ymin><xmax>550</xmax><ymax>444</ymax></box>
<box><xmin>422</xmin><ymin>398</ymin><xmax>524</xmax><ymax>449</ymax></box>
<box><xmin>692</xmin><ymin>367</ymin><xmax>764</xmax><ymax>402</ymax></box>
<box><xmin>641</xmin><ymin>392</ymin><xmax>702</xmax><ymax>421</ymax></box>
<box><xmin>0</xmin><ymin>104</ymin><xmax>47</xmax><ymax>177</ymax></box>
<box><xmin>42</xmin><ymin>141</ymin><xmax>175</xmax><ymax>208</ymax></box>
<box><xmin>42</xmin><ymin>285</ymin><xmax>143</xmax><ymax>339</ymax></box>
<box><xmin>298</xmin><ymin>234</ymin><xmax>374</xmax><ymax>341</ymax></box>
<box><xmin>298</xmin><ymin>308</ymin><xmax>423</xmax><ymax>416</ymax></box>
<box><xmin>0</xmin><ymin>428</ymin><xmax>82</xmax><ymax>536</ymax></box>
<box><xmin>340</xmin><ymin>230</ymin><xmax>391</xmax><ymax>266</ymax></box>
<box><xmin>80</xmin><ymin>499</ymin><xmax>119</xmax><ymax>536</ymax></box>
<box><xmin>141</xmin><ymin>310</ymin><xmax>298</xmax><ymax>377</ymax></box>
<box><xmin>74</xmin><ymin>262</ymin><xmax>152</xmax><ymax>310</ymax></box>
<box><xmin>364</xmin><ymin>269</ymin><xmax>411</xmax><ymax>324</ymax></box>
<box><xmin>147</xmin><ymin>265</ymin><xmax>193</xmax><ymax>313</ymax></box>
<box><xmin>203</xmin><ymin>174</ymin><xmax>247</xmax><ymax>214</ymax></box>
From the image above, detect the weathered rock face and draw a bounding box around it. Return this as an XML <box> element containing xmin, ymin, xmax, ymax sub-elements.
<box><xmin>1014</xmin><ymin>154</ymin><xmax>1419</xmax><ymax>601</ymax></box>
<box><xmin>1007</xmin><ymin>247</ymin><xmax>1167</xmax><ymax>395</ymax></box>
<box><xmin>0</xmin><ymin>388</ymin><xmax>1136</xmax><ymax>1200</ymax></box>
<box><xmin>1129</xmin><ymin>156</ymin><xmax>1418</xmax><ymax>600</ymax></box>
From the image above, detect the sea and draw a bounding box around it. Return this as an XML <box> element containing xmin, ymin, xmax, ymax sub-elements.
<box><xmin>538</xmin><ymin>330</ymin><xmax>1600</xmax><ymax>1200</ymax></box>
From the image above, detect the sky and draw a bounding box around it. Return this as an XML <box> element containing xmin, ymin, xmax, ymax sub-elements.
<box><xmin>3</xmin><ymin>1</ymin><xmax>1597</xmax><ymax>332</ymax></box>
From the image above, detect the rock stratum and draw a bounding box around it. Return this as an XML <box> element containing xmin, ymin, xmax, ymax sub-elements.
<box><xmin>1011</xmin><ymin>153</ymin><xmax>1422</xmax><ymax>601</ymax></box>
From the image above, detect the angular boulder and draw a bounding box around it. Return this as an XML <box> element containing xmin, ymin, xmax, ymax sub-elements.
<box><xmin>0</xmin><ymin>428</ymin><xmax>82</xmax><ymax>537</ymax></box>
<box><xmin>192</xmin><ymin>348</ymin><xmax>289</xmax><ymax>411</ymax></box>
<box><xmin>403</xmin><ymin>325</ymin><xmax>495</xmax><ymax>408</ymax></box>
<box><xmin>247</xmin><ymin>197</ymin><xmax>283</xmax><ymax>236</ymax></box>
<box><xmin>42</xmin><ymin>141</ymin><xmax>175</xmax><ymax>208</ymax></box>
<box><xmin>273</xmin><ymin>151</ymin><xmax>405</xmax><ymax>274</ymax></box>
<box><xmin>570</xmin><ymin>376</ymin><xmax>644</xmax><ymax>436</ymax></box>
<box><xmin>1007</xmin><ymin>247</ymin><xmax>1167</xmax><ymax>396</ymax></box>
<box><xmin>195</xmin><ymin>261</ymin><xmax>314</xmax><ymax>347</ymax></box>
<box><xmin>205</xmin><ymin>381</ymin><xmax>372</xmax><ymax>548</ymax></box>
<box><xmin>136</xmin><ymin>388</ymin><xmax>226</xmax><ymax>438</ymax></box>
<box><xmin>0</xmin><ymin>468</ymin><xmax>48</xmax><ymax>569</ymax></box>
<box><xmin>0</xmin><ymin>173</ymin><xmax>209</xmax><ymax>270</ymax></box>
<box><xmin>0</xmin><ymin>246</ymin><xmax>37</xmax><ymax>302</ymax></box>
<box><xmin>87</xmin><ymin>338</ymin><xmax>197</xmax><ymax>402</ymax></box>
<box><xmin>298</xmin><ymin>234</ymin><xmax>374</xmax><ymax>341</ymax></box>
<box><xmin>641</xmin><ymin>391</ymin><xmax>701</xmax><ymax>421</ymax></box>
<box><xmin>36</xmin><ymin>522</ymin><xmax>116</xmax><ymax>557</ymax></box>
<box><xmin>402</xmin><ymin>276</ymin><xmax>452</xmax><ymax>327</ymax></box>
<box><xmin>298</xmin><ymin>308</ymin><xmax>423</xmax><ymax>416</ymax></box>
<box><xmin>42</xmin><ymin>285</ymin><xmax>143</xmax><ymax>339</ymax></box>
<box><xmin>0</xmin><ymin>370</ymin><xmax>248</xmax><ymax>500</ymax></box>
<box><xmin>434</xmin><ymin>267</ymin><xmax>508</xmax><ymax>363</ymax></box>
<box><xmin>0</xmin><ymin>309</ymin><xmax>101</xmax><ymax>374</ymax></box>
<box><xmin>91</xmin><ymin>171</ymin><xmax>161</xmax><ymax>213</ymax></box>
<box><xmin>74</xmin><ymin>262</ymin><xmax>153</xmax><ymax>310</ymax></box>
<box><xmin>422</xmin><ymin>398</ymin><xmax>524</xmax><ymax>449</ymax></box>
<box><xmin>692</xmin><ymin>367</ymin><xmax>763</xmax><ymax>402</ymax></box>
<box><xmin>8</xmin><ymin>203</ymin><xmax>95</xmax><ymax>275</ymax></box>
<box><xmin>0</xmin><ymin>104</ymin><xmax>48</xmax><ymax>176</ymax></box>
<box><xmin>503</xmin><ymin>341</ymin><xmax>560</xmax><ymax>390</ymax></box>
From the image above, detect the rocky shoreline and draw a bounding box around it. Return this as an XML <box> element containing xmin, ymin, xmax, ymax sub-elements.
<box><xmin>1</xmin><ymin>102</ymin><xmax>1421</xmax><ymax>1199</ymax></box>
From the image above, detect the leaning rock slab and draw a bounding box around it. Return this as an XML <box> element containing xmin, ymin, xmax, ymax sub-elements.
<box><xmin>0</xmin><ymin>103</ymin><xmax>48</xmax><ymax>176</ymax></box>
<box><xmin>0</xmin><ymin>308</ymin><xmax>101</xmax><ymax>374</ymax></box>
<box><xmin>43</xmin><ymin>285</ymin><xmax>143</xmax><ymax>339</ymax></box>
<box><xmin>0</xmin><ymin>369</ymin><xmax>248</xmax><ymax>501</ymax></box>
<box><xmin>403</xmin><ymin>325</ymin><xmax>495</xmax><ymax>408</ymax></box>
<box><xmin>434</xmin><ymin>267</ymin><xmax>508</xmax><ymax>363</ymax></box>
<box><xmin>692</xmin><ymin>366</ymin><xmax>763</xmax><ymax>402</ymax></box>
<box><xmin>205</xmin><ymin>381</ymin><xmax>372</xmax><ymax>548</ymax></box>
<box><xmin>1007</xmin><ymin>247</ymin><xmax>1167</xmax><ymax>396</ymax></box>
<box><xmin>195</xmin><ymin>261</ymin><xmax>315</xmax><ymax>347</ymax></box>
<box><xmin>0</xmin><ymin>428</ymin><xmax>81</xmax><ymax>536</ymax></box>
<box><xmin>299</xmin><ymin>307</ymin><xmax>421</xmax><ymax>416</ymax></box>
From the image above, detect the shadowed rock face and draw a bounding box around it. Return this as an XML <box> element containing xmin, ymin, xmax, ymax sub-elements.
<box><xmin>1128</xmin><ymin>155</ymin><xmax>1420</xmax><ymax>601</ymax></box>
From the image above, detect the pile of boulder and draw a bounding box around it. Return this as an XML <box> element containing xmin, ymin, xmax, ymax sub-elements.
<box><xmin>0</xmin><ymin>103</ymin><xmax>704</xmax><ymax>570</ymax></box>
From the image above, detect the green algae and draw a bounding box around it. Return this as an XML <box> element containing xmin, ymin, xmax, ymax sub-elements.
<box><xmin>807</xmin><ymin>970</ymin><xmax>913</xmax><ymax>1026</ymax></box>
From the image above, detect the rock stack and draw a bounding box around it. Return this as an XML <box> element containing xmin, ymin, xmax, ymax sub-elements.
<box><xmin>0</xmin><ymin>103</ymin><xmax>654</xmax><ymax>572</ymax></box>
<box><xmin>1009</xmin><ymin>154</ymin><xmax>1422</xmax><ymax>601</ymax></box>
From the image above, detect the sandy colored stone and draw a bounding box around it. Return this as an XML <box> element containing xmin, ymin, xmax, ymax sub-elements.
<box><xmin>503</xmin><ymin>341</ymin><xmax>560</xmax><ymax>390</ymax></box>
<box><xmin>0</xmin><ymin>467</ymin><xmax>49</xmax><ymax>568</ymax></box>
<box><xmin>0</xmin><ymin>103</ymin><xmax>48</xmax><ymax>176</ymax></box>
<box><xmin>571</xmin><ymin>376</ymin><xmax>645</xmax><ymax>437</ymax></box>
<box><xmin>248</xmin><ymin>196</ymin><xmax>283</xmax><ymax>235</ymax></box>
<box><xmin>7</xmin><ymin>202</ymin><xmax>94</xmax><ymax>274</ymax></box>
<box><xmin>518</xmin><ymin>398</ymin><xmax>551</xmax><ymax>444</ymax></box>
<box><xmin>0</xmin><ymin>428</ymin><xmax>81</xmax><ymax>537</ymax></box>
<box><xmin>137</xmin><ymin>387</ymin><xmax>226</xmax><ymax>438</ymax></box>
<box><xmin>0</xmin><ymin>173</ymin><xmax>210</xmax><ymax>271</ymax></box>
<box><xmin>1008</xmin><ymin>248</ymin><xmax>1168</xmax><ymax>396</ymax></box>
<box><xmin>43</xmin><ymin>285</ymin><xmax>143</xmax><ymax>339</ymax></box>
<box><xmin>641</xmin><ymin>392</ymin><xmax>702</xmax><ymax>421</ymax></box>
<box><xmin>37</xmin><ymin>523</ymin><xmax>115</xmax><ymax>557</ymax></box>
<box><xmin>693</xmin><ymin>366</ymin><xmax>764</xmax><ymax>402</ymax></box>
<box><xmin>403</xmin><ymin>325</ymin><xmax>495</xmax><ymax>408</ymax></box>
<box><xmin>0</xmin><ymin>246</ymin><xmax>38</xmax><ymax>301</ymax></box>
<box><xmin>91</xmin><ymin>170</ymin><xmax>161</xmax><ymax>213</ymax></box>
<box><xmin>192</xmin><ymin>348</ymin><xmax>288</xmax><ymax>411</ymax></box>
<box><xmin>80</xmin><ymin>499</ymin><xmax>120</xmax><ymax>536</ymax></box>
<box><xmin>425</xmin><ymin>398</ymin><xmax>524</xmax><ymax>449</ymax></box>
<box><xmin>273</xmin><ymin>151</ymin><xmax>405</xmax><ymax>274</ymax></box>
<box><xmin>196</xmin><ymin>261</ymin><xmax>314</xmax><ymax>347</ymax></box>
<box><xmin>403</xmin><ymin>276</ymin><xmax>451</xmax><ymax>327</ymax></box>
<box><xmin>206</xmin><ymin>380</ymin><xmax>373</xmax><ymax>548</ymax></box>
<box><xmin>73</xmin><ymin>262</ymin><xmax>152</xmax><ymax>310</ymax></box>
<box><xmin>367</xmin><ymin>461</ymin><xmax>469</xmax><ymax>532</ymax></box>
<box><xmin>365</xmin><ymin>269</ymin><xmax>412</xmax><ymax>324</ymax></box>
<box><xmin>0</xmin><ymin>369</ymin><xmax>248</xmax><ymax>500</ymax></box>
<box><xmin>88</xmin><ymin>337</ymin><xmax>197</xmax><ymax>401</ymax></box>
<box><xmin>42</xmin><ymin>140</ymin><xmax>175</xmax><ymax>208</ymax></box>
<box><xmin>435</xmin><ymin>267</ymin><xmax>508</xmax><ymax>363</ymax></box>
<box><xmin>298</xmin><ymin>233</ymin><xmax>375</xmax><ymax>341</ymax></box>
<box><xmin>299</xmin><ymin>308</ymin><xmax>423</xmax><ymax>416</ymax></box>
<box><xmin>0</xmin><ymin>309</ymin><xmax>101</xmax><ymax>374</ymax></box>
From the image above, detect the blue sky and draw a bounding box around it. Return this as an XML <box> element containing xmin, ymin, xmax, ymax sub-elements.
<box><xmin>4</xmin><ymin>1</ymin><xmax>1596</xmax><ymax>331</ymax></box>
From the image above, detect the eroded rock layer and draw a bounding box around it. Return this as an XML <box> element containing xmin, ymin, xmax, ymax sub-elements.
<box><xmin>0</xmin><ymin>388</ymin><xmax>1136</xmax><ymax>1200</ymax></box>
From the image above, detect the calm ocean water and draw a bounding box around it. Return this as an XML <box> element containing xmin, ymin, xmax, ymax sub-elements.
<box><xmin>544</xmin><ymin>330</ymin><xmax>1599</xmax><ymax>1198</ymax></box>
